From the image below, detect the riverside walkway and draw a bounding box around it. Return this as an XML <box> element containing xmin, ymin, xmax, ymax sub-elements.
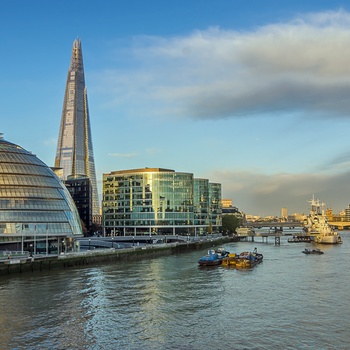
<box><xmin>0</xmin><ymin>235</ymin><xmax>234</xmax><ymax>276</ymax></box>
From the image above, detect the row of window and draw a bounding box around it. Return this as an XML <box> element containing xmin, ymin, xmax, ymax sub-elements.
<box><xmin>0</xmin><ymin>222</ymin><xmax>73</xmax><ymax>235</ymax></box>
<box><xmin>0</xmin><ymin>187</ymin><xmax>62</xmax><ymax>199</ymax></box>
<box><xmin>104</xmin><ymin>212</ymin><xmax>194</xmax><ymax>220</ymax></box>
<box><xmin>0</xmin><ymin>211</ymin><xmax>73</xmax><ymax>222</ymax></box>
<box><xmin>0</xmin><ymin>199</ymin><xmax>69</xmax><ymax>210</ymax></box>
<box><xmin>0</xmin><ymin>175</ymin><xmax>58</xmax><ymax>187</ymax></box>
<box><xmin>0</xmin><ymin>152</ymin><xmax>43</xmax><ymax>166</ymax></box>
<box><xmin>105</xmin><ymin>221</ymin><xmax>194</xmax><ymax>227</ymax></box>
<box><xmin>0</xmin><ymin>163</ymin><xmax>50</xmax><ymax>176</ymax></box>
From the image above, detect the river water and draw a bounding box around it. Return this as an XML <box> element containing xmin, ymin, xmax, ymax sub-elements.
<box><xmin>1</xmin><ymin>231</ymin><xmax>350</xmax><ymax>350</ymax></box>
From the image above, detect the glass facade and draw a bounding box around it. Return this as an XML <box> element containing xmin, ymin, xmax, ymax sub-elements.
<box><xmin>0</xmin><ymin>136</ymin><xmax>82</xmax><ymax>250</ymax></box>
<box><xmin>54</xmin><ymin>39</ymin><xmax>100</xmax><ymax>217</ymax></box>
<box><xmin>209</xmin><ymin>183</ymin><xmax>222</xmax><ymax>228</ymax></box>
<box><xmin>103</xmin><ymin>168</ymin><xmax>222</xmax><ymax>236</ymax></box>
<box><xmin>193</xmin><ymin>178</ymin><xmax>210</xmax><ymax>226</ymax></box>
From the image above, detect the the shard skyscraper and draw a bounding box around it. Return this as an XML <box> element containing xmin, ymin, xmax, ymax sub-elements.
<box><xmin>55</xmin><ymin>39</ymin><xmax>100</xmax><ymax>216</ymax></box>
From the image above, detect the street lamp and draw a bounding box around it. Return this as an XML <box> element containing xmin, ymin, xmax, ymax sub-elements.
<box><xmin>88</xmin><ymin>238</ymin><xmax>91</xmax><ymax>250</ymax></box>
<box><xmin>132</xmin><ymin>236</ymin><xmax>135</xmax><ymax>246</ymax></box>
<box><xmin>29</xmin><ymin>243</ymin><xmax>33</xmax><ymax>257</ymax></box>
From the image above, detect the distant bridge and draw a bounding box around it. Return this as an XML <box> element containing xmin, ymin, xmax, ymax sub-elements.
<box><xmin>246</xmin><ymin>220</ymin><xmax>350</xmax><ymax>230</ymax></box>
<box><xmin>245</xmin><ymin>221</ymin><xmax>303</xmax><ymax>228</ymax></box>
<box><xmin>328</xmin><ymin>222</ymin><xmax>350</xmax><ymax>230</ymax></box>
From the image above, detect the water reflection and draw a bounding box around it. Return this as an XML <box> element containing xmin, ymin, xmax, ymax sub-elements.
<box><xmin>1</xmin><ymin>233</ymin><xmax>350</xmax><ymax>349</ymax></box>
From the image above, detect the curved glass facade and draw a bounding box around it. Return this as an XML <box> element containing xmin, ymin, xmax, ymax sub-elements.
<box><xmin>103</xmin><ymin>168</ymin><xmax>222</xmax><ymax>236</ymax></box>
<box><xmin>0</xmin><ymin>136</ymin><xmax>82</xmax><ymax>249</ymax></box>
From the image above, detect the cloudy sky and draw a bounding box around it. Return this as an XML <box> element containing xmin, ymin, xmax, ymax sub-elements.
<box><xmin>1</xmin><ymin>0</ymin><xmax>350</xmax><ymax>216</ymax></box>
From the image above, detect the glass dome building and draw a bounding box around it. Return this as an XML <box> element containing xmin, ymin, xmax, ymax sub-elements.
<box><xmin>0</xmin><ymin>134</ymin><xmax>82</xmax><ymax>254</ymax></box>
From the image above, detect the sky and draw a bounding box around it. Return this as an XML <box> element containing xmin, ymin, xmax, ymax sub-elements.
<box><xmin>1</xmin><ymin>0</ymin><xmax>350</xmax><ymax>217</ymax></box>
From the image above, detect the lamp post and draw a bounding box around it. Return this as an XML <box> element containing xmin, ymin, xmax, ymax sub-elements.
<box><xmin>132</xmin><ymin>236</ymin><xmax>135</xmax><ymax>246</ymax></box>
<box><xmin>88</xmin><ymin>238</ymin><xmax>91</xmax><ymax>250</ymax></box>
<box><xmin>29</xmin><ymin>243</ymin><xmax>33</xmax><ymax>257</ymax></box>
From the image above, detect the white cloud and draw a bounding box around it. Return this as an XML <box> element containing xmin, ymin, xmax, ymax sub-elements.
<box><xmin>210</xmin><ymin>168</ymin><xmax>350</xmax><ymax>216</ymax></box>
<box><xmin>95</xmin><ymin>9</ymin><xmax>350</xmax><ymax>121</ymax></box>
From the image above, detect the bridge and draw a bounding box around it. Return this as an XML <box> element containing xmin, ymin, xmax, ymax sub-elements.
<box><xmin>328</xmin><ymin>222</ymin><xmax>350</xmax><ymax>230</ymax></box>
<box><xmin>245</xmin><ymin>221</ymin><xmax>302</xmax><ymax>228</ymax></box>
<box><xmin>246</xmin><ymin>220</ymin><xmax>350</xmax><ymax>230</ymax></box>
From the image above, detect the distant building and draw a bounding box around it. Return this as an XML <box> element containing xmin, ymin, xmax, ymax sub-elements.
<box><xmin>102</xmin><ymin>168</ymin><xmax>222</xmax><ymax>236</ymax></box>
<box><xmin>281</xmin><ymin>207</ymin><xmax>288</xmax><ymax>220</ymax></box>
<box><xmin>222</xmin><ymin>199</ymin><xmax>233</xmax><ymax>208</ymax></box>
<box><xmin>54</xmin><ymin>39</ymin><xmax>100</xmax><ymax>217</ymax></box>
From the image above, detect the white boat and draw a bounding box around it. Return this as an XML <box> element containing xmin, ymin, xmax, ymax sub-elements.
<box><xmin>303</xmin><ymin>196</ymin><xmax>342</xmax><ymax>244</ymax></box>
<box><xmin>235</xmin><ymin>226</ymin><xmax>255</xmax><ymax>237</ymax></box>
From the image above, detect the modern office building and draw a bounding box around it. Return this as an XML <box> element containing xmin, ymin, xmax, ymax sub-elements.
<box><xmin>0</xmin><ymin>134</ymin><xmax>82</xmax><ymax>253</ymax></box>
<box><xmin>65</xmin><ymin>176</ymin><xmax>92</xmax><ymax>234</ymax></box>
<box><xmin>54</xmin><ymin>39</ymin><xmax>100</xmax><ymax>217</ymax></box>
<box><xmin>102</xmin><ymin>168</ymin><xmax>222</xmax><ymax>236</ymax></box>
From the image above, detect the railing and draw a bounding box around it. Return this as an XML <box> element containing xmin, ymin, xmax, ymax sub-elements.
<box><xmin>0</xmin><ymin>251</ymin><xmax>30</xmax><ymax>260</ymax></box>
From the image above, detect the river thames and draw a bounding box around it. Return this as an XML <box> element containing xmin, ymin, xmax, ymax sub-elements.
<box><xmin>1</xmin><ymin>231</ymin><xmax>349</xmax><ymax>350</ymax></box>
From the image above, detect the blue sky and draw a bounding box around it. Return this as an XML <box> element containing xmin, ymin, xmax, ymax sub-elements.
<box><xmin>1</xmin><ymin>0</ymin><xmax>350</xmax><ymax>216</ymax></box>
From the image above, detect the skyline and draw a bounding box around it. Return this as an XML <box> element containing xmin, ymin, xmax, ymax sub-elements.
<box><xmin>1</xmin><ymin>1</ymin><xmax>350</xmax><ymax>216</ymax></box>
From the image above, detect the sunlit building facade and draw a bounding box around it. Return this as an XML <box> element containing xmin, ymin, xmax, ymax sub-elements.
<box><xmin>209</xmin><ymin>183</ymin><xmax>222</xmax><ymax>229</ymax></box>
<box><xmin>193</xmin><ymin>178</ymin><xmax>210</xmax><ymax>229</ymax></box>
<box><xmin>54</xmin><ymin>39</ymin><xmax>100</xmax><ymax>217</ymax></box>
<box><xmin>103</xmin><ymin>168</ymin><xmax>222</xmax><ymax>236</ymax></box>
<box><xmin>0</xmin><ymin>135</ymin><xmax>82</xmax><ymax>253</ymax></box>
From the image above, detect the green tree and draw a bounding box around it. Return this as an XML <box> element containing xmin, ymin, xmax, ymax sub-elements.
<box><xmin>221</xmin><ymin>215</ymin><xmax>242</xmax><ymax>235</ymax></box>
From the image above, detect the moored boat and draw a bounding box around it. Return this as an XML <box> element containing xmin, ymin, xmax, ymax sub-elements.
<box><xmin>302</xmin><ymin>248</ymin><xmax>324</xmax><ymax>255</ymax></box>
<box><xmin>235</xmin><ymin>226</ymin><xmax>255</xmax><ymax>237</ymax></box>
<box><xmin>234</xmin><ymin>248</ymin><xmax>263</xmax><ymax>268</ymax></box>
<box><xmin>303</xmin><ymin>196</ymin><xmax>342</xmax><ymax>245</ymax></box>
<box><xmin>221</xmin><ymin>253</ymin><xmax>238</xmax><ymax>266</ymax></box>
<box><xmin>198</xmin><ymin>249</ymin><xmax>223</xmax><ymax>266</ymax></box>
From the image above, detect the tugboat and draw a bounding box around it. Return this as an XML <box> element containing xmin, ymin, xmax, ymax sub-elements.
<box><xmin>198</xmin><ymin>250</ymin><xmax>223</xmax><ymax>266</ymax></box>
<box><xmin>303</xmin><ymin>195</ymin><xmax>342</xmax><ymax>244</ymax></box>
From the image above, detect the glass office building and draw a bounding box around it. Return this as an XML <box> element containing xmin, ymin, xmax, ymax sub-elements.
<box><xmin>103</xmin><ymin>168</ymin><xmax>222</xmax><ymax>236</ymax></box>
<box><xmin>0</xmin><ymin>135</ymin><xmax>82</xmax><ymax>252</ymax></box>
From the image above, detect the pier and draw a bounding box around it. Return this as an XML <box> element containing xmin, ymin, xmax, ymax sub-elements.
<box><xmin>236</xmin><ymin>223</ymin><xmax>305</xmax><ymax>245</ymax></box>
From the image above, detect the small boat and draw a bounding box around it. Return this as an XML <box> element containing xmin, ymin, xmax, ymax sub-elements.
<box><xmin>302</xmin><ymin>248</ymin><xmax>324</xmax><ymax>255</ymax></box>
<box><xmin>235</xmin><ymin>226</ymin><xmax>255</xmax><ymax>237</ymax></box>
<box><xmin>215</xmin><ymin>247</ymin><xmax>230</xmax><ymax>258</ymax></box>
<box><xmin>198</xmin><ymin>250</ymin><xmax>223</xmax><ymax>266</ymax></box>
<box><xmin>234</xmin><ymin>248</ymin><xmax>263</xmax><ymax>268</ymax></box>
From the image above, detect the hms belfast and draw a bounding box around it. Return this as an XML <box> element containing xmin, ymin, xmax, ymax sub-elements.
<box><xmin>55</xmin><ymin>39</ymin><xmax>100</xmax><ymax>216</ymax></box>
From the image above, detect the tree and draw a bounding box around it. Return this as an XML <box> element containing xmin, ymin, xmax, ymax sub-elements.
<box><xmin>221</xmin><ymin>215</ymin><xmax>242</xmax><ymax>235</ymax></box>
